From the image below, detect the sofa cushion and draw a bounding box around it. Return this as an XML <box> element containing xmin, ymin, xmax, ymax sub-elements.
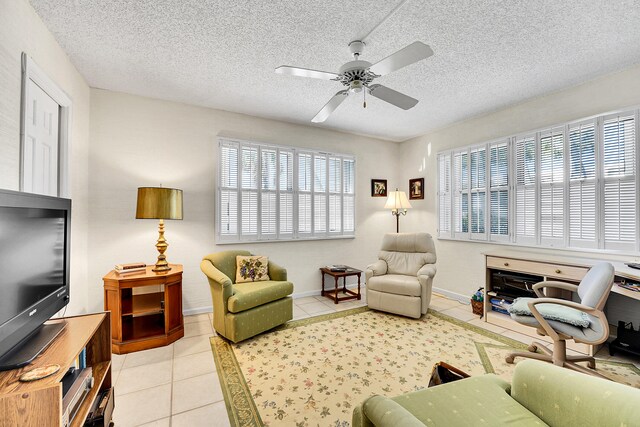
<box><xmin>367</xmin><ymin>274</ymin><xmax>421</xmax><ymax>297</ymax></box>
<box><xmin>508</xmin><ymin>297</ymin><xmax>590</xmax><ymax>328</ymax></box>
<box><xmin>228</xmin><ymin>280</ymin><xmax>293</xmax><ymax>313</ymax></box>
<box><xmin>388</xmin><ymin>374</ymin><xmax>545</xmax><ymax>427</ymax></box>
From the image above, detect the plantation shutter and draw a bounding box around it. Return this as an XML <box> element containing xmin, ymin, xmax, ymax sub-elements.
<box><xmin>219</xmin><ymin>143</ymin><xmax>239</xmax><ymax>239</ymax></box>
<box><xmin>489</xmin><ymin>141</ymin><xmax>509</xmax><ymax>240</ymax></box>
<box><xmin>328</xmin><ymin>157</ymin><xmax>342</xmax><ymax>233</ymax></box>
<box><xmin>602</xmin><ymin>112</ymin><xmax>636</xmax><ymax>251</ymax></box>
<box><xmin>568</xmin><ymin>120</ymin><xmax>597</xmax><ymax>248</ymax></box>
<box><xmin>298</xmin><ymin>153</ymin><xmax>312</xmax><ymax>234</ymax></box>
<box><xmin>453</xmin><ymin>150</ymin><xmax>469</xmax><ymax>237</ymax></box>
<box><xmin>343</xmin><ymin>159</ymin><xmax>355</xmax><ymax>233</ymax></box>
<box><xmin>514</xmin><ymin>134</ymin><xmax>536</xmax><ymax>245</ymax></box>
<box><xmin>313</xmin><ymin>155</ymin><xmax>327</xmax><ymax>234</ymax></box>
<box><xmin>279</xmin><ymin>150</ymin><xmax>294</xmax><ymax>236</ymax></box>
<box><xmin>437</xmin><ymin>152</ymin><xmax>452</xmax><ymax>237</ymax></box>
<box><xmin>240</xmin><ymin>145</ymin><xmax>259</xmax><ymax>236</ymax></box>
<box><xmin>260</xmin><ymin>148</ymin><xmax>277</xmax><ymax>237</ymax></box>
<box><xmin>539</xmin><ymin>127</ymin><xmax>564</xmax><ymax>246</ymax></box>
<box><xmin>469</xmin><ymin>146</ymin><xmax>487</xmax><ymax>239</ymax></box>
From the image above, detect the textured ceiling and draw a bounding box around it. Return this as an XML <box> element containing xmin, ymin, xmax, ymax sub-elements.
<box><xmin>30</xmin><ymin>0</ymin><xmax>640</xmax><ymax>141</ymax></box>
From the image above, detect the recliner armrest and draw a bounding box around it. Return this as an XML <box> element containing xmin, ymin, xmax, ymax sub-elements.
<box><xmin>365</xmin><ymin>260</ymin><xmax>388</xmax><ymax>281</ymax></box>
<box><xmin>268</xmin><ymin>261</ymin><xmax>288</xmax><ymax>281</ymax></box>
<box><xmin>200</xmin><ymin>260</ymin><xmax>233</xmax><ymax>288</ymax></box>
<box><xmin>417</xmin><ymin>264</ymin><xmax>436</xmax><ymax>278</ymax></box>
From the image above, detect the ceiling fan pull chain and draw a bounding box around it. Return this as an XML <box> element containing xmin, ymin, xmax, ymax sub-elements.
<box><xmin>363</xmin><ymin>88</ymin><xmax>367</xmax><ymax>109</ymax></box>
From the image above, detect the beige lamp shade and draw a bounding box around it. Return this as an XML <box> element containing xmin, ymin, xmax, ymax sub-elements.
<box><xmin>384</xmin><ymin>190</ymin><xmax>412</xmax><ymax>211</ymax></box>
<box><xmin>136</xmin><ymin>187</ymin><xmax>183</xmax><ymax>220</ymax></box>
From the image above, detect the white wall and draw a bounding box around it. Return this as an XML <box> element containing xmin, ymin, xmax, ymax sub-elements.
<box><xmin>0</xmin><ymin>0</ymin><xmax>91</xmax><ymax>314</ymax></box>
<box><xmin>399</xmin><ymin>64</ymin><xmax>640</xmax><ymax>324</ymax></box>
<box><xmin>88</xmin><ymin>89</ymin><xmax>402</xmax><ymax>313</ymax></box>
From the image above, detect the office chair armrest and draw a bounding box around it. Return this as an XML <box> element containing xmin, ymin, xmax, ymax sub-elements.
<box><xmin>532</xmin><ymin>281</ymin><xmax>579</xmax><ymax>298</ymax></box>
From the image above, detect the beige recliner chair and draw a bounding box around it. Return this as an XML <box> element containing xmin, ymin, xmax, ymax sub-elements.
<box><xmin>365</xmin><ymin>233</ymin><xmax>436</xmax><ymax>318</ymax></box>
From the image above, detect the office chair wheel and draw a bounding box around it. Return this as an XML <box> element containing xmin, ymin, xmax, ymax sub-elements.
<box><xmin>527</xmin><ymin>344</ymin><xmax>538</xmax><ymax>353</ymax></box>
<box><xmin>505</xmin><ymin>355</ymin><xmax>515</xmax><ymax>364</ymax></box>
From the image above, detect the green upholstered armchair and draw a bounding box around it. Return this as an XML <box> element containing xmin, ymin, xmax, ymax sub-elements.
<box><xmin>201</xmin><ymin>250</ymin><xmax>293</xmax><ymax>343</ymax></box>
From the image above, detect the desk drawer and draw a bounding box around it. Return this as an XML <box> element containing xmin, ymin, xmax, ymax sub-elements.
<box><xmin>487</xmin><ymin>256</ymin><xmax>588</xmax><ymax>281</ymax></box>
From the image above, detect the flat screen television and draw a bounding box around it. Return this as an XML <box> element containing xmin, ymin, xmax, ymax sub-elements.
<box><xmin>0</xmin><ymin>189</ymin><xmax>71</xmax><ymax>370</ymax></box>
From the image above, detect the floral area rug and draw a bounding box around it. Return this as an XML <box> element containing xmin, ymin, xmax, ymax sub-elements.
<box><xmin>210</xmin><ymin>307</ymin><xmax>640</xmax><ymax>427</ymax></box>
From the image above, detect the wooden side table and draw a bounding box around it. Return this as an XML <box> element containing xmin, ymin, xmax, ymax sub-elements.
<box><xmin>320</xmin><ymin>266</ymin><xmax>362</xmax><ymax>304</ymax></box>
<box><xmin>103</xmin><ymin>264</ymin><xmax>184</xmax><ymax>354</ymax></box>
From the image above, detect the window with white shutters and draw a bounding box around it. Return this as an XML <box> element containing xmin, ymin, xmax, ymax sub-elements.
<box><xmin>217</xmin><ymin>138</ymin><xmax>355</xmax><ymax>242</ymax></box>
<box><xmin>539</xmin><ymin>127</ymin><xmax>564</xmax><ymax>246</ymax></box>
<box><xmin>469</xmin><ymin>146</ymin><xmax>487</xmax><ymax>239</ymax></box>
<box><xmin>514</xmin><ymin>134</ymin><xmax>536</xmax><ymax>245</ymax></box>
<box><xmin>489</xmin><ymin>141</ymin><xmax>509</xmax><ymax>241</ymax></box>
<box><xmin>568</xmin><ymin>120</ymin><xmax>597</xmax><ymax>248</ymax></box>
<box><xmin>453</xmin><ymin>150</ymin><xmax>469</xmax><ymax>237</ymax></box>
<box><xmin>437</xmin><ymin>107</ymin><xmax>640</xmax><ymax>254</ymax></box>
<box><xmin>602</xmin><ymin>112</ymin><xmax>636</xmax><ymax>251</ymax></box>
<box><xmin>437</xmin><ymin>152</ymin><xmax>451</xmax><ymax>237</ymax></box>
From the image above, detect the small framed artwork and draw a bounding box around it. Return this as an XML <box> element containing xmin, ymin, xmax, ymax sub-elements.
<box><xmin>409</xmin><ymin>178</ymin><xmax>424</xmax><ymax>200</ymax></box>
<box><xmin>371</xmin><ymin>179</ymin><xmax>387</xmax><ymax>197</ymax></box>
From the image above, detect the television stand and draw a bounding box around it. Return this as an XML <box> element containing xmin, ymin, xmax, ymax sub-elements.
<box><xmin>0</xmin><ymin>321</ymin><xmax>66</xmax><ymax>371</ymax></box>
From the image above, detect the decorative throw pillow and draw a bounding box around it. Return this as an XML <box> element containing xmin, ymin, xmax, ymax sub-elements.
<box><xmin>236</xmin><ymin>256</ymin><xmax>270</xmax><ymax>283</ymax></box>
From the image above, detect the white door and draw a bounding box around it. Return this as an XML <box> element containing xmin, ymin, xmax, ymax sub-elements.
<box><xmin>23</xmin><ymin>80</ymin><xmax>59</xmax><ymax>196</ymax></box>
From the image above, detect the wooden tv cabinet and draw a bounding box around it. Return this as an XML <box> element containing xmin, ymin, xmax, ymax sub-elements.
<box><xmin>0</xmin><ymin>313</ymin><xmax>112</xmax><ymax>427</ymax></box>
<box><xmin>103</xmin><ymin>264</ymin><xmax>184</xmax><ymax>354</ymax></box>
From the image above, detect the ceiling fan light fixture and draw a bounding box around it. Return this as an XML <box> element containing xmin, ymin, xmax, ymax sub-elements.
<box><xmin>350</xmin><ymin>80</ymin><xmax>363</xmax><ymax>93</ymax></box>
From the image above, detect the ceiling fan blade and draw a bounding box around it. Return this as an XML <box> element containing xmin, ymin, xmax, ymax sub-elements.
<box><xmin>275</xmin><ymin>66</ymin><xmax>338</xmax><ymax>80</ymax></box>
<box><xmin>368</xmin><ymin>84</ymin><xmax>418</xmax><ymax>110</ymax></box>
<box><xmin>311</xmin><ymin>90</ymin><xmax>349</xmax><ymax>123</ymax></box>
<box><xmin>368</xmin><ymin>41</ymin><xmax>433</xmax><ymax>76</ymax></box>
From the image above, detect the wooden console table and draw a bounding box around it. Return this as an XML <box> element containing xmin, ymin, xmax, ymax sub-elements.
<box><xmin>484</xmin><ymin>250</ymin><xmax>640</xmax><ymax>356</ymax></box>
<box><xmin>0</xmin><ymin>313</ymin><xmax>112</xmax><ymax>427</ymax></box>
<box><xmin>103</xmin><ymin>264</ymin><xmax>184</xmax><ymax>354</ymax></box>
<box><xmin>320</xmin><ymin>266</ymin><xmax>362</xmax><ymax>303</ymax></box>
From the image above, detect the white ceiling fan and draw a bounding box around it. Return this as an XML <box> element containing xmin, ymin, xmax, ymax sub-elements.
<box><xmin>275</xmin><ymin>40</ymin><xmax>433</xmax><ymax>123</ymax></box>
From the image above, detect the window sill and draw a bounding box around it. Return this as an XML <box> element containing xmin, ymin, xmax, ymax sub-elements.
<box><xmin>216</xmin><ymin>234</ymin><xmax>356</xmax><ymax>245</ymax></box>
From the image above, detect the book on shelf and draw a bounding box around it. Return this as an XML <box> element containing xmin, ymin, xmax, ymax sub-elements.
<box><xmin>115</xmin><ymin>262</ymin><xmax>147</xmax><ymax>271</ymax></box>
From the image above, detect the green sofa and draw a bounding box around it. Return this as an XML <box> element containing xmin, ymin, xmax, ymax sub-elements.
<box><xmin>201</xmin><ymin>250</ymin><xmax>293</xmax><ymax>343</ymax></box>
<box><xmin>353</xmin><ymin>359</ymin><xmax>640</xmax><ymax>427</ymax></box>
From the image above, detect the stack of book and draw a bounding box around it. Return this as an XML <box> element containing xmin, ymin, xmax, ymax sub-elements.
<box><xmin>115</xmin><ymin>262</ymin><xmax>147</xmax><ymax>275</ymax></box>
<box><xmin>617</xmin><ymin>281</ymin><xmax>640</xmax><ymax>293</ymax></box>
<box><xmin>326</xmin><ymin>265</ymin><xmax>348</xmax><ymax>272</ymax></box>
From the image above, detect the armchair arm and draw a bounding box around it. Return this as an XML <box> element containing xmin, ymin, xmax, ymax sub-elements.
<box><xmin>532</xmin><ymin>281</ymin><xmax>579</xmax><ymax>298</ymax></box>
<box><xmin>268</xmin><ymin>260</ymin><xmax>288</xmax><ymax>281</ymax></box>
<box><xmin>200</xmin><ymin>260</ymin><xmax>232</xmax><ymax>288</ymax></box>
<box><xmin>362</xmin><ymin>395</ymin><xmax>425</xmax><ymax>427</ymax></box>
<box><xmin>365</xmin><ymin>260</ymin><xmax>387</xmax><ymax>282</ymax></box>
<box><xmin>417</xmin><ymin>264</ymin><xmax>437</xmax><ymax>278</ymax></box>
<box><xmin>527</xmin><ymin>298</ymin><xmax>609</xmax><ymax>344</ymax></box>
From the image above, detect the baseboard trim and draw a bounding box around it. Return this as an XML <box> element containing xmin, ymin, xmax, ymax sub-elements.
<box><xmin>432</xmin><ymin>286</ymin><xmax>470</xmax><ymax>305</ymax></box>
<box><xmin>183</xmin><ymin>284</ymin><xmax>367</xmax><ymax>316</ymax></box>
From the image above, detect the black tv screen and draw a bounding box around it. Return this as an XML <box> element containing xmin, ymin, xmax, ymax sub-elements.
<box><xmin>0</xmin><ymin>189</ymin><xmax>70</xmax><ymax>368</ymax></box>
<box><xmin>0</xmin><ymin>207</ymin><xmax>66</xmax><ymax>325</ymax></box>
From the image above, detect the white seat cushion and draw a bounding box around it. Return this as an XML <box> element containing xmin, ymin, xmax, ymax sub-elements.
<box><xmin>367</xmin><ymin>274</ymin><xmax>421</xmax><ymax>297</ymax></box>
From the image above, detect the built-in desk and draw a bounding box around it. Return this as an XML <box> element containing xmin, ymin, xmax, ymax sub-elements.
<box><xmin>484</xmin><ymin>250</ymin><xmax>640</xmax><ymax>356</ymax></box>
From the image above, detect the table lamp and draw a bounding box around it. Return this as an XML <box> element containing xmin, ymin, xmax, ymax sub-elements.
<box><xmin>384</xmin><ymin>188</ymin><xmax>412</xmax><ymax>233</ymax></box>
<box><xmin>136</xmin><ymin>187</ymin><xmax>183</xmax><ymax>272</ymax></box>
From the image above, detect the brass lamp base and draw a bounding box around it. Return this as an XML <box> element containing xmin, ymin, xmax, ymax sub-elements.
<box><xmin>152</xmin><ymin>219</ymin><xmax>172</xmax><ymax>272</ymax></box>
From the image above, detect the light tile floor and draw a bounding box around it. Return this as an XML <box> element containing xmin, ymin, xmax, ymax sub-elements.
<box><xmin>112</xmin><ymin>290</ymin><xmax>638</xmax><ymax>426</ymax></box>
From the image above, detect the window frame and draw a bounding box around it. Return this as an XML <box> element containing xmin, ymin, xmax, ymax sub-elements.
<box><xmin>437</xmin><ymin>106</ymin><xmax>640</xmax><ymax>256</ymax></box>
<box><xmin>216</xmin><ymin>137</ymin><xmax>356</xmax><ymax>244</ymax></box>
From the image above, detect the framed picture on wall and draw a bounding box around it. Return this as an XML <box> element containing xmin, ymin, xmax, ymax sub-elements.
<box><xmin>409</xmin><ymin>178</ymin><xmax>424</xmax><ymax>200</ymax></box>
<box><xmin>371</xmin><ymin>179</ymin><xmax>387</xmax><ymax>197</ymax></box>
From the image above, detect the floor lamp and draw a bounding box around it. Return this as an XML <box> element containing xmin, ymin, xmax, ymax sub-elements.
<box><xmin>136</xmin><ymin>187</ymin><xmax>183</xmax><ymax>272</ymax></box>
<box><xmin>384</xmin><ymin>188</ymin><xmax>412</xmax><ymax>233</ymax></box>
